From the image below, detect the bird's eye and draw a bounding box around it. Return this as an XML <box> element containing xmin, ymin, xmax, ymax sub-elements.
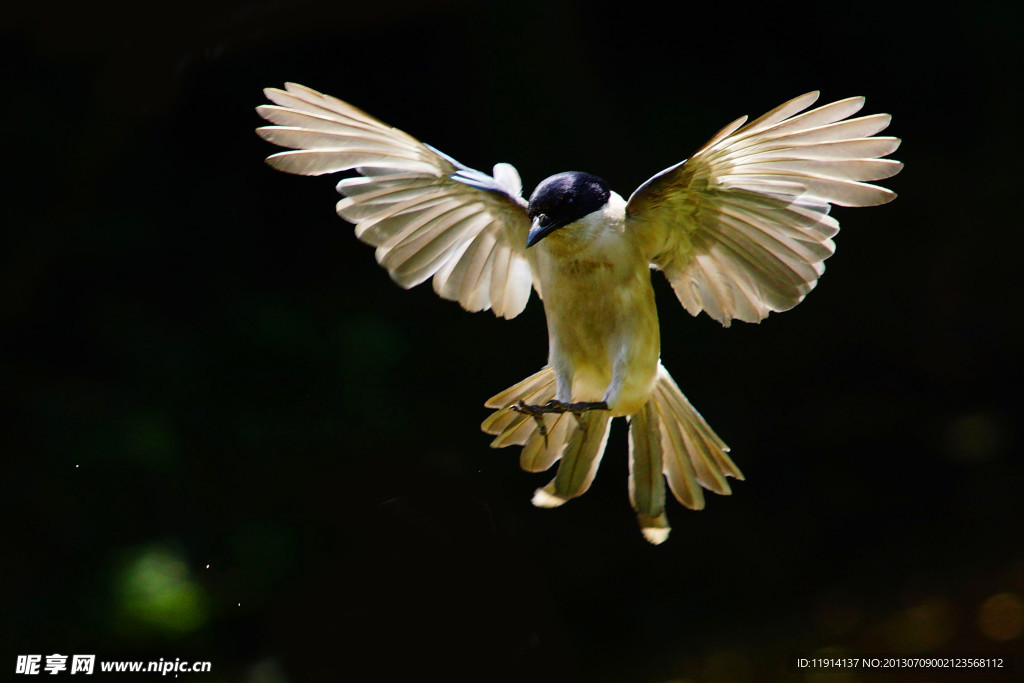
<box><xmin>566</xmin><ymin>197</ymin><xmax>574</xmax><ymax>204</ymax></box>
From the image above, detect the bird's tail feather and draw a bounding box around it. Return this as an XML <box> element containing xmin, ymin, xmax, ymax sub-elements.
<box><xmin>482</xmin><ymin>366</ymin><xmax>612</xmax><ymax>505</ymax></box>
<box><xmin>651</xmin><ymin>363</ymin><xmax>744</xmax><ymax>501</ymax></box>
<box><xmin>628</xmin><ymin>401</ymin><xmax>671</xmax><ymax>543</ymax></box>
<box><xmin>482</xmin><ymin>363</ymin><xmax>743</xmax><ymax>544</ymax></box>
<box><xmin>630</xmin><ymin>363</ymin><xmax>744</xmax><ymax>543</ymax></box>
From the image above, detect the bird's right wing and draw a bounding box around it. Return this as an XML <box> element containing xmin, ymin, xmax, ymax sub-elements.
<box><xmin>257</xmin><ymin>83</ymin><xmax>535</xmax><ymax>319</ymax></box>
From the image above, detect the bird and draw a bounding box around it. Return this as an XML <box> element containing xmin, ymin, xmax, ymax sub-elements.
<box><xmin>256</xmin><ymin>83</ymin><xmax>901</xmax><ymax>544</ymax></box>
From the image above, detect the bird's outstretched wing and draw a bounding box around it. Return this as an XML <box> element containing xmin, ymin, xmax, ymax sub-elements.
<box><xmin>257</xmin><ymin>83</ymin><xmax>534</xmax><ymax>319</ymax></box>
<box><xmin>626</xmin><ymin>92</ymin><xmax>902</xmax><ymax>326</ymax></box>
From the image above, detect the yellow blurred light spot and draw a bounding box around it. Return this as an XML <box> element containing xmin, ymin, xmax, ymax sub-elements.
<box><xmin>702</xmin><ymin>649</ymin><xmax>751</xmax><ymax>683</ymax></box>
<box><xmin>978</xmin><ymin>593</ymin><xmax>1024</xmax><ymax>642</ymax></box>
<box><xmin>814</xmin><ymin>594</ymin><xmax>862</xmax><ymax>636</ymax></box>
<box><xmin>945</xmin><ymin>413</ymin><xmax>1001</xmax><ymax>462</ymax></box>
<box><xmin>883</xmin><ymin>598</ymin><xmax>955</xmax><ymax>652</ymax></box>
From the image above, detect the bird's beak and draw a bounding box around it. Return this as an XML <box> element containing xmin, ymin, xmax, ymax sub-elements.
<box><xmin>526</xmin><ymin>214</ymin><xmax>561</xmax><ymax>248</ymax></box>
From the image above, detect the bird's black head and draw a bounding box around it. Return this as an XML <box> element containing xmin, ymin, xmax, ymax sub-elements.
<box><xmin>525</xmin><ymin>171</ymin><xmax>610</xmax><ymax>248</ymax></box>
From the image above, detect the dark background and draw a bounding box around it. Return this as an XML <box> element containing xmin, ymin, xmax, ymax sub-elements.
<box><xmin>3</xmin><ymin>1</ymin><xmax>1023</xmax><ymax>681</ymax></box>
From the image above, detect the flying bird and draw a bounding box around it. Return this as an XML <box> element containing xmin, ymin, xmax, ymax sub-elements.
<box><xmin>256</xmin><ymin>83</ymin><xmax>901</xmax><ymax>544</ymax></box>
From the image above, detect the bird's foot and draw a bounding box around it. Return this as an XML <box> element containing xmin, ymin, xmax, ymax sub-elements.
<box><xmin>511</xmin><ymin>400</ymin><xmax>610</xmax><ymax>439</ymax></box>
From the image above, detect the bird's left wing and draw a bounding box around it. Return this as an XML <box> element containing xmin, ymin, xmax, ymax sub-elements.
<box><xmin>625</xmin><ymin>92</ymin><xmax>902</xmax><ymax>326</ymax></box>
<box><xmin>257</xmin><ymin>83</ymin><xmax>534</xmax><ymax>319</ymax></box>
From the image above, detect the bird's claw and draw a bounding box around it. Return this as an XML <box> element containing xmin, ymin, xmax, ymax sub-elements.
<box><xmin>512</xmin><ymin>400</ymin><xmax>550</xmax><ymax>446</ymax></box>
<box><xmin>511</xmin><ymin>399</ymin><xmax>610</xmax><ymax>442</ymax></box>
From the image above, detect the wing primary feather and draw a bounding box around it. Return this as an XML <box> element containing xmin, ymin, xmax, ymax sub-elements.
<box><xmin>258</xmin><ymin>83</ymin><xmax>533</xmax><ymax>319</ymax></box>
<box><xmin>718</xmin><ymin>91</ymin><xmax>821</xmax><ymax>143</ymax></box>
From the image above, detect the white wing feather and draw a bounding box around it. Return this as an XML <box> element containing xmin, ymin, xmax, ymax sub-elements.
<box><xmin>626</xmin><ymin>91</ymin><xmax>902</xmax><ymax>326</ymax></box>
<box><xmin>257</xmin><ymin>83</ymin><xmax>534</xmax><ymax>319</ymax></box>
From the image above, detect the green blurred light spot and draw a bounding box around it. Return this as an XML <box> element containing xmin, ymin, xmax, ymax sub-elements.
<box><xmin>121</xmin><ymin>409</ymin><xmax>177</xmax><ymax>468</ymax></box>
<box><xmin>115</xmin><ymin>545</ymin><xmax>207</xmax><ymax>636</ymax></box>
<box><xmin>334</xmin><ymin>316</ymin><xmax>404</xmax><ymax>375</ymax></box>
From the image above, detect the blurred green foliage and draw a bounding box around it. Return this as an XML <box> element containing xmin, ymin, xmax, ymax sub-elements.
<box><xmin>114</xmin><ymin>545</ymin><xmax>209</xmax><ymax>637</ymax></box>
